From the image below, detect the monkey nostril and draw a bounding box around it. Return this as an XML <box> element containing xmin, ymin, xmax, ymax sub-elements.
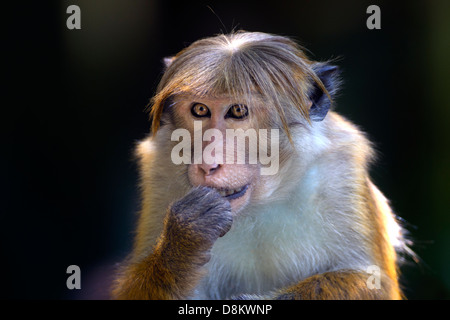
<box><xmin>209</xmin><ymin>165</ymin><xmax>219</xmax><ymax>173</ymax></box>
<box><xmin>200</xmin><ymin>163</ymin><xmax>221</xmax><ymax>176</ymax></box>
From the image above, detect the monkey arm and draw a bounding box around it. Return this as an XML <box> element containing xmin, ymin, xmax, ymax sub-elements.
<box><xmin>112</xmin><ymin>187</ymin><xmax>233</xmax><ymax>300</ymax></box>
<box><xmin>272</xmin><ymin>269</ymin><xmax>400</xmax><ymax>300</ymax></box>
<box><xmin>111</xmin><ymin>237</ymin><xmax>204</xmax><ymax>299</ymax></box>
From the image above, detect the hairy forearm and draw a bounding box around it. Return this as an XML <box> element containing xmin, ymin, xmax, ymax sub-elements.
<box><xmin>112</xmin><ymin>242</ymin><xmax>205</xmax><ymax>300</ymax></box>
<box><xmin>274</xmin><ymin>270</ymin><xmax>397</xmax><ymax>300</ymax></box>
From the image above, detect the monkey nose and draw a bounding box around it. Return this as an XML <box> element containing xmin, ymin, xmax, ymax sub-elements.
<box><xmin>199</xmin><ymin>163</ymin><xmax>221</xmax><ymax>176</ymax></box>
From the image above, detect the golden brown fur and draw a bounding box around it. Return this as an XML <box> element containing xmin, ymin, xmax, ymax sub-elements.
<box><xmin>112</xmin><ymin>31</ymin><xmax>407</xmax><ymax>300</ymax></box>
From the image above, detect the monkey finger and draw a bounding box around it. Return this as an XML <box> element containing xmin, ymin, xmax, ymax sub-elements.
<box><xmin>218</xmin><ymin>218</ymin><xmax>233</xmax><ymax>238</ymax></box>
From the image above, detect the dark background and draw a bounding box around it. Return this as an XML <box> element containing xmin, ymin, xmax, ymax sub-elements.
<box><xmin>2</xmin><ymin>0</ymin><xmax>449</xmax><ymax>299</ymax></box>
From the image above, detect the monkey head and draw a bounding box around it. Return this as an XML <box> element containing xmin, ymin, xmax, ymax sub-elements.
<box><xmin>150</xmin><ymin>32</ymin><xmax>339</xmax><ymax>215</ymax></box>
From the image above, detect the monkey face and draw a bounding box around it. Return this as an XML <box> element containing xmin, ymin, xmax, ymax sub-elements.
<box><xmin>170</xmin><ymin>94</ymin><xmax>274</xmax><ymax>214</ymax></box>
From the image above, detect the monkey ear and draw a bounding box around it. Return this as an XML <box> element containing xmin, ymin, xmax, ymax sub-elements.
<box><xmin>309</xmin><ymin>63</ymin><xmax>340</xmax><ymax>122</ymax></box>
<box><xmin>163</xmin><ymin>56</ymin><xmax>176</xmax><ymax>69</ymax></box>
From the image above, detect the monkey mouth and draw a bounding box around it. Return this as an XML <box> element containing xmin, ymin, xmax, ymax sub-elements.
<box><xmin>217</xmin><ymin>185</ymin><xmax>249</xmax><ymax>200</ymax></box>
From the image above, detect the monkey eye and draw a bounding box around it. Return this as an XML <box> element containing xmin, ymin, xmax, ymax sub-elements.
<box><xmin>191</xmin><ymin>103</ymin><xmax>211</xmax><ymax>118</ymax></box>
<box><xmin>226</xmin><ymin>104</ymin><xmax>248</xmax><ymax>119</ymax></box>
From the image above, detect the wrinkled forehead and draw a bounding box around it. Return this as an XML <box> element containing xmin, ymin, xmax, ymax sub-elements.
<box><xmin>171</xmin><ymin>92</ymin><xmax>266</xmax><ymax>107</ymax></box>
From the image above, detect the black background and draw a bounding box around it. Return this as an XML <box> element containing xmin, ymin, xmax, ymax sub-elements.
<box><xmin>2</xmin><ymin>0</ymin><xmax>450</xmax><ymax>299</ymax></box>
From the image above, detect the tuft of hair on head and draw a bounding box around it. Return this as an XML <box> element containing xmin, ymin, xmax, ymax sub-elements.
<box><xmin>149</xmin><ymin>31</ymin><xmax>335</xmax><ymax>143</ymax></box>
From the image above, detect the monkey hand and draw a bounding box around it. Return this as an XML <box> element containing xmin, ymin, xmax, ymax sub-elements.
<box><xmin>111</xmin><ymin>187</ymin><xmax>231</xmax><ymax>299</ymax></box>
<box><xmin>163</xmin><ymin>186</ymin><xmax>233</xmax><ymax>265</ymax></box>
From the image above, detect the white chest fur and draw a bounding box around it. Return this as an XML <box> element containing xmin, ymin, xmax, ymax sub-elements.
<box><xmin>192</xmin><ymin>174</ymin><xmax>372</xmax><ymax>299</ymax></box>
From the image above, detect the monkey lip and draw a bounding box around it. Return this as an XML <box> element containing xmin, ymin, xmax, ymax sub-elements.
<box><xmin>216</xmin><ymin>185</ymin><xmax>249</xmax><ymax>200</ymax></box>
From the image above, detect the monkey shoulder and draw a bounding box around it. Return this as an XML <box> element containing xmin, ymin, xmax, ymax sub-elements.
<box><xmin>321</xmin><ymin>112</ymin><xmax>375</xmax><ymax>164</ymax></box>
